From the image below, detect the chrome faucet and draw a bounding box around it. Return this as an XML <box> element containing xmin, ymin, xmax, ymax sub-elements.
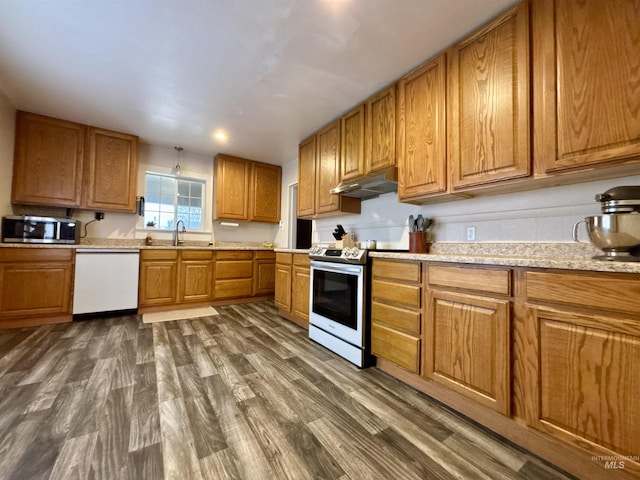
<box><xmin>173</xmin><ymin>219</ymin><xmax>186</xmax><ymax>246</ymax></box>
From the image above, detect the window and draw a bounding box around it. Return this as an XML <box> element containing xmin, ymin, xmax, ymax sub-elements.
<box><xmin>144</xmin><ymin>173</ymin><xmax>205</xmax><ymax>230</ymax></box>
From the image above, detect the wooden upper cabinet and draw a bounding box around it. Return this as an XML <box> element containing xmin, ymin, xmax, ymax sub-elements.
<box><xmin>85</xmin><ymin>127</ymin><xmax>138</xmax><ymax>212</ymax></box>
<box><xmin>448</xmin><ymin>2</ymin><xmax>530</xmax><ymax>190</ymax></box>
<box><xmin>340</xmin><ymin>104</ymin><xmax>366</xmax><ymax>182</ymax></box>
<box><xmin>297</xmin><ymin>135</ymin><xmax>317</xmax><ymax>218</ymax></box>
<box><xmin>533</xmin><ymin>0</ymin><xmax>640</xmax><ymax>173</ymax></box>
<box><xmin>215</xmin><ymin>154</ymin><xmax>280</xmax><ymax>223</ymax></box>
<box><xmin>315</xmin><ymin>120</ymin><xmax>342</xmax><ymax>214</ymax></box>
<box><xmin>249</xmin><ymin>162</ymin><xmax>281</xmax><ymax>223</ymax></box>
<box><xmin>397</xmin><ymin>54</ymin><xmax>447</xmax><ymax>201</ymax></box>
<box><xmin>215</xmin><ymin>154</ymin><xmax>250</xmax><ymax>221</ymax></box>
<box><xmin>12</xmin><ymin>111</ymin><xmax>139</xmax><ymax>212</ymax></box>
<box><xmin>12</xmin><ymin>111</ymin><xmax>84</xmax><ymax>207</ymax></box>
<box><xmin>297</xmin><ymin>128</ymin><xmax>361</xmax><ymax>219</ymax></box>
<box><xmin>366</xmin><ymin>85</ymin><xmax>396</xmax><ymax>174</ymax></box>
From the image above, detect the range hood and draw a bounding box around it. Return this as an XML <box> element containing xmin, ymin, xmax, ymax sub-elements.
<box><xmin>330</xmin><ymin>167</ymin><xmax>398</xmax><ymax>199</ymax></box>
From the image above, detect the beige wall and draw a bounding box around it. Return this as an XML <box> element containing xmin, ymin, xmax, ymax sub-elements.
<box><xmin>313</xmin><ymin>173</ymin><xmax>640</xmax><ymax>249</ymax></box>
<box><xmin>0</xmin><ymin>90</ymin><xmax>16</xmax><ymax>217</ymax></box>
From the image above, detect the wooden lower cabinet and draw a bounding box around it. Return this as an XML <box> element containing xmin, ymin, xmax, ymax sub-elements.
<box><xmin>425</xmin><ymin>289</ymin><xmax>510</xmax><ymax>415</ymax></box>
<box><xmin>179</xmin><ymin>250</ymin><xmax>214</xmax><ymax>303</ymax></box>
<box><xmin>140</xmin><ymin>249</ymin><xmax>274</xmax><ymax>312</ymax></box>
<box><xmin>373</xmin><ymin>259</ymin><xmax>640</xmax><ymax>479</ymax></box>
<box><xmin>275</xmin><ymin>252</ymin><xmax>310</xmax><ymax>328</ymax></box>
<box><xmin>523</xmin><ymin>270</ymin><xmax>640</xmax><ymax>475</ymax></box>
<box><xmin>254</xmin><ymin>251</ymin><xmax>276</xmax><ymax>296</ymax></box>
<box><xmin>370</xmin><ymin>259</ymin><xmax>423</xmax><ymax>374</ymax></box>
<box><xmin>0</xmin><ymin>248</ymin><xmax>74</xmax><ymax>327</ymax></box>
<box><xmin>291</xmin><ymin>255</ymin><xmax>310</xmax><ymax>327</ymax></box>
<box><xmin>214</xmin><ymin>251</ymin><xmax>254</xmax><ymax>300</ymax></box>
<box><xmin>138</xmin><ymin>250</ymin><xmax>181</xmax><ymax>307</ymax></box>
<box><xmin>275</xmin><ymin>253</ymin><xmax>292</xmax><ymax>311</ymax></box>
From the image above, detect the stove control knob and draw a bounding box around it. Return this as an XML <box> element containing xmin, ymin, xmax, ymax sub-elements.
<box><xmin>344</xmin><ymin>247</ymin><xmax>359</xmax><ymax>258</ymax></box>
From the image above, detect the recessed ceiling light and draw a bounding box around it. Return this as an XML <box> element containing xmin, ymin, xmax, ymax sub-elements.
<box><xmin>213</xmin><ymin>130</ymin><xmax>228</xmax><ymax>142</ymax></box>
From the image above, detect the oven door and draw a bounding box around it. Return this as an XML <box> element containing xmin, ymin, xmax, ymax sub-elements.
<box><xmin>309</xmin><ymin>260</ymin><xmax>365</xmax><ymax>347</ymax></box>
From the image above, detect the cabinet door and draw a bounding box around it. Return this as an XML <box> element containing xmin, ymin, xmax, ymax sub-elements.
<box><xmin>524</xmin><ymin>305</ymin><xmax>640</xmax><ymax>465</ymax></box>
<box><xmin>366</xmin><ymin>85</ymin><xmax>396</xmax><ymax>174</ymax></box>
<box><xmin>250</xmin><ymin>162</ymin><xmax>281</xmax><ymax>223</ymax></box>
<box><xmin>139</xmin><ymin>261</ymin><xmax>178</xmax><ymax>306</ymax></box>
<box><xmin>534</xmin><ymin>0</ymin><xmax>640</xmax><ymax>172</ymax></box>
<box><xmin>397</xmin><ymin>54</ymin><xmax>447</xmax><ymax>201</ymax></box>
<box><xmin>12</xmin><ymin>111</ymin><xmax>84</xmax><ymax>207</ymax></box>
<box><xmin>179</xmin><ymin>260</ymin><xmax>212</xmax><ymax>303</ymax></box>
<box><xmin>297</xmin><ymin>136</ymin><xmax>316</xmax><ymax>218</ymax></box>
<box><xmin>215</xmin><ymin>154</ymin><xmax>250</xmax><ymax>220</ymax></box>
<box><xmin>425</xmin><ymin>289</ymin><xmax>510</xmax><ymax>415</ymax></box>
<box><xmin>340</xmin><ymin>104</ymin><xmax>366</xmax><ymax>182</ymax></box>
<box><xmin>291</xmin><ymin>265</ymin><xmax>310</xmax><ymax>327</ymax></box>
<box><xmin>85</xmin><ymin>127</ymin><xmax>138</xmax><ymax>212</ymax></box>
<box><xmin>0</xmin><ymin>263</ymin><xmax>72</xmax><ymax>317</ymax></box>
<box><xmin>274</xmin><ymin>263</ymin><xmax>292</xmax><ymax>312</ymax></box>
<box><xmin>315</xmin><ymin>120</ymin><xmax>341</xmax><ymax>214</ymax></box>
<box><xmin>448</xmin><ymin>3</ymin><xmax>530</xmax><ymax>189</ymax></box>
<box><xmin>254</xmin><ymin>259</ymin><xmax>276</xmax><ymax>296</ymax></box>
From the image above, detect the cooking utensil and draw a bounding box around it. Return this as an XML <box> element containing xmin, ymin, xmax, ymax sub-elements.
<box><xmin>408</xmin><ymin>215</ymin><xmax>415</xmax><ymax>231</ymax></box>
<box><xmin>416</xmin><ymin>215</ymin><xmax>424</xmax><ymax>232</ymax></box>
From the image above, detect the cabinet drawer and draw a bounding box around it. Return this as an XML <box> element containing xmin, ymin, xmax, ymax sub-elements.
<box><xmin>526</xmin><ymin>271</ymin><xmax>640</xmax><ymax>315</ymax></box>
<box><xmin>371</xmin><ymin>323</ymin><xmax>420</xmax><ymax>374</ymax></box>
<box><xmin>373</xmin><ymin>259</ymin><xmax>421</xmax><ymax>282</ymax></box>
<box><xmin>428</xmin><ymin>265</ymin><xmax>510</xmax><ymax>295</ymax></box>
<box><xmin>181</xmin><ymin>250</ymin><xmax>214</xmax><ymax>261</ymax></box>
<box><xmin>255</xmin><ymin>250</ymin><xmax>275</xmax><ymax>260</ymax></box>
<box><xmin>293</xmin><ymin>254</ymin><xmax>311</xmax><ymax>267</ymax></box>
<box><xmin>215</xmin><ymin>279</ymin><xmax>253</xmax><ymax>299</ymax></box>
<box><xmin>215</xmin><ymin>260</ymin><xmax>253</xmax><ymax>279</ymax></box>
<box><xmin>371</xmin><ymin>301</ymin><xmax>420</xmax><ymax>336</ymax></box>
<box><xmin>216</xmin><ymin>250</ymin><xmax>253</xmax><ymax>260</ymax></box>
<box><xmin>276</xmin><ymin>253</ymin><xmax>292</xmax><ymax>265</ymax></box>
<box><xmin>372</xmin><ymin>279</ymin><xmax>421</xmax><ymax>308</ymax></box>
<box><xmin>0</xmin><ymin>248</ymin><xmax>73</xmax><ymax>263</ymax></box>
<box><xmin>141</xmin><ymin>249</ymin><xmax>179</xmax><ymax>261</ymax></box>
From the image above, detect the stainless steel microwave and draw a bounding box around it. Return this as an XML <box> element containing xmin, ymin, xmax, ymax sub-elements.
<box><xmin>1</xmin><ymin>216</ymin><xmax>80</xmax><ymax>244</ymax></box>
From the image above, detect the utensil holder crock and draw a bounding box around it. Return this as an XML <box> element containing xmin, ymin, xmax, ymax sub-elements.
<box><xmin>409</xmin><ymin>231</ymin><xmax>429</xmax><ymax>253</ymax></box>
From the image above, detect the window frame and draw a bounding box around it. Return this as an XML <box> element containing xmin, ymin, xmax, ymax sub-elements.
<box><xmin>143</xmin><ymin>171</ymin><xmax>206</xmax><ymax>231</ymax></box>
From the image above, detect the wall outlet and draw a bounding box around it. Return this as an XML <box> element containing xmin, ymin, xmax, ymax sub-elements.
<box><xmin>95</xmin><ymin>212</ymin><xmax>104</xmax><ymax>221</ymax></box>
<box><xmin>279</xmin><ymin>220</ymin><xmax>284</xmax><ymax>231</ymax></box>
<box><xmin>466</xmin><ymin>226</ymin><xmax>476</xmax><ymax>241</ymax></box>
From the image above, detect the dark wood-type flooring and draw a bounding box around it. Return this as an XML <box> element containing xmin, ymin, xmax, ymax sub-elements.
<box><xmin>0</xmin><ymin>301</ymin><xmax>574</xmax><ymax>480</ymax></box>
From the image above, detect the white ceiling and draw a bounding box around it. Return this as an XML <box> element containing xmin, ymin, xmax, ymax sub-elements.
<box><xmin>0</xmin><ymin>0</ymin><xmax>517</xmax><ymax>165</ymax></box>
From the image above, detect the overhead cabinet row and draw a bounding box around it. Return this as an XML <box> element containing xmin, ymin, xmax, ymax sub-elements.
<box><xmin>12</xmin><ymin>111</ymin><xmax>139</xmax><ymax>212</ymax></box>
<box><xmin>299</xmin><ymin>0</ymin><xmax>640</xmax><ymax>213</ymax></box>
<box><xmin>11</xmin><ymin>114</ymin><xmax>283</xmax><ymax>224</ymax></box>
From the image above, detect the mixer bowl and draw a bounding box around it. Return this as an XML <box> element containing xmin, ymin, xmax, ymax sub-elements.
<box><xmin>578</xmin><ymin>214</ymin><xmax>640</xmax><ymax>253</ymax></box>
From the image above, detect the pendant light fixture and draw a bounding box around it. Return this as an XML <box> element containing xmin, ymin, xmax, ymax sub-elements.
<box><xmin>174</xmin><ymin>146</ymin><xmax>184</xmax><ymax>176</ymax></box>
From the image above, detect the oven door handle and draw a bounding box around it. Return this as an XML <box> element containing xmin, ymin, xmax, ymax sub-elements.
<box><xmin>310</xmin><ymin>261</ymin><xmax>363</xmax><ymax>275</ymax></box>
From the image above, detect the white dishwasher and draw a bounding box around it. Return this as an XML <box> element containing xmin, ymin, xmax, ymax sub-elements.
<box><xmin>73</xmin><ymin>249</ymin><xmax>140</xmax><ymax>314</ymax></box>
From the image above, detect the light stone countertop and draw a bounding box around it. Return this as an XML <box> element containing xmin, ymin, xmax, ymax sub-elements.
<box><xmin>370</xmin><ymin>242</ymin><xmax>640</xmax><ymax>274</ymax></box>
<box><xmin>0</xmin><ymin>239</ymin><xmax>274</xmax><ymax>251</ymax></box>
<box><xmin>273</xmin><ymin>248</ymin><xmax>310</xmax><ymax>254</ymax></box>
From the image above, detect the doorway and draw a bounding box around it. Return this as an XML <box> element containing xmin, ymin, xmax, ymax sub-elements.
<box><xmin>289</xmin><ymin>184</ymin><xmax>312</xmax><ymax>249</ymax></box>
